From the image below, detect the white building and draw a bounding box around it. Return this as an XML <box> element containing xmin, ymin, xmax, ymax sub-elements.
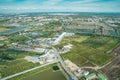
<box><xmin>39</xmin><ymin>50</ymin><xmax>57</xmax><ymax>64</ymax></box>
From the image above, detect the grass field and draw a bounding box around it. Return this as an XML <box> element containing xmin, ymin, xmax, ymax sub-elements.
<box><xmin>59</xmin><ymin>35</ymin><xmax>118</xmax><ymax>66</ymax></box>
<box><xmin>9</xmin><ymin>63</ymin><xmax>67</xmax><ymax>80</ymax></box>
<box><xmin>0</xmin><ymin>27</ymin><xmax>9</xmax><ymax>32</ymax></box>
<box><xmin>21</xmin><ymin>69</ymin><xmax>66</xmax><ymax>80</ymax></box>
<box><xmin>0</xmin><ymin>59</ymin><xmax>40</xmax><ymax>77</ymax></box>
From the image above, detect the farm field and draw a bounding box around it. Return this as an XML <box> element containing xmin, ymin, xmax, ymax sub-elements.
<box><xmin>9</xmin><ymin>63</ymin><xmax>67</xmax><ymax>80</ymax></box>
<box><xmin>0</xmin><ymin>59</ymin><xmax>40</xmax><ymax>77</ymax></box>
<box><xmin>60</xmin><ymin>35</ymin><xmax>118</xmax><ymax>66</ymax></box>
<box><xmin>0</xmin><ymin>27</ymin><xmax>9</xmax><ymax>32</ymax></box>
<box><xmin>21</xmin><ymin>69</ymin><xmax>67</xmax><ymax>80</ymax></box>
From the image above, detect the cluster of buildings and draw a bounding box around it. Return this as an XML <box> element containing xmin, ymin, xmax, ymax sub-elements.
<box><xmin>65</xmin><ymin>60</ymin><xmax>103</xmax><ymax>80</ymax></box>
<box><xmin>1</xmin><ymin>14</ymin><xmax>60</xmax><ymax>27</ymax></box>
<box><xmin>10</xmin><ymin>32</ymin><xmax>74</xmax><ymax>65</ymax></box>
<box><xmin>25</xmin><ymin>49</ymin><xmax>57</xmax><ymax>64</ymax></box>
<box><xmin>0</xmin><ymin>36</ymin><xmax>8</xmax><ymax>40</ymax></box>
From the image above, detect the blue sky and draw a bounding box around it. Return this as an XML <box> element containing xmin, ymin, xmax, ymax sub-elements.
<box><xmin>0</xmin><ymin>0</ymin><xmax>120</xmax><ymax>13</ymax></box>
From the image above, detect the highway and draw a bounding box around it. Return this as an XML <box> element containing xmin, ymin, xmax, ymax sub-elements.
<box><xmin>1</xmin><ymin>61</ymin><xmax>58</xmax><ymax>80</ymax></box>
<box><xmin>53</xmin><ymin>47</ymin><xmax>78</xmax><ymax>80</ymax></box>
<box><xmin>2</xmin><ymin>39</ymin><xmax>78</xmax><ymax>80</ymax></box>
<box><xmin>1</xmin><ymin>47</ymin><xmax>78</xmax><ymax>80</ymax></box>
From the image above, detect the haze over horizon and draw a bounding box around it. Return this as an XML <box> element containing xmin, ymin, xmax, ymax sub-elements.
<box><xmin>0</xmin><ymin>0</ymin><xmax>120</xmax><ymax>13</ymax></box>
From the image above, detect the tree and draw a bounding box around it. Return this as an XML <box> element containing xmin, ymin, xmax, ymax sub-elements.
<box><xmin>0</xmin><ymin>52</ymin><xmax>15</xmax><ymax>60</ymax></box>
<box><xmin>99</xmin><ymin>26</ymin><xmax>104</xmax><ymax>36</ymax></box>
<box><xmin>113</xmin><ymin>26</ymin><xmax>120</xmax><ymax>41</ymax></box>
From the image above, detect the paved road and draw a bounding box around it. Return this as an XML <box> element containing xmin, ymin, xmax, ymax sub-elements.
<box><xmin>2</xmin><ymin>45</ymin><xmax>78</xmax><ymax>80</ymax></box>
<box><xmin>99</xmin><ymin>56</ymin><xmax>120</xmax><ymax>80</ymax></box>
<box><xmin>80</xmin><ymin>59</ymin><xmax>114</xmax><ymax>71</ymax></box>
<box><xmin>52</xmin><ymin>32</ymin><xmax>66</xmax><ymax>45</ymax></box>
<box><xmin>1</xmin><ymin>61</ymin><xmax>58</xmax><ymax>80</ymax></box>
<box><xmin>53</xmin><ymin>47</ymin><xmax>78</xmax><ymax>80</ymax></box>
<box><xmin>81</xmin><ymin>66</ymin><xmax>100</xmax><ymax>70</ymax></box>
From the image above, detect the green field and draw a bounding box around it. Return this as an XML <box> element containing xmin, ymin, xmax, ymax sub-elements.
<box><xmin>0</xmin><ymin>23</ymin><xmax>11</xmax><ymax>32</ymax></box>
<box><xmin>21</xmin><ymin>69</ymin><xmax>66</xmax><ymax>80</ymax></box>
<box><xmin>59</xmin><ymin>35</ymin><xmax>118</xmax><ymax>66</ymax></box>
<box><xmin>0</xmin><ymin>27</ymin><xmax>9</xmax><ymax>32</ymax></box>
<box><xmin>0</xmin><ymin>59</ymin><xmax>39</xmax><ymax>77</ymax></box>
<box><xmin>9</xmin><ymin>63</ymin><xmax>67</xmax><ymax>80</ymax></box>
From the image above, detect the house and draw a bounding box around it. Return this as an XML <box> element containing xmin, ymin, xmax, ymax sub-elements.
<box><xmin>86</xmin><ymin>73</ymin><xmax>98</xmax><ymax>80</ymax></box>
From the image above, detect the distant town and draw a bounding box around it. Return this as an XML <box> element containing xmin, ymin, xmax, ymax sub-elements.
<box><xmin>0</xmin><ymin>12</ymin><xmax>120</xmax><ymax>80</ymax></box>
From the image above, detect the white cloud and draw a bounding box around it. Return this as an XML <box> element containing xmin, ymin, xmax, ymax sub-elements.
<box><xmin>0</xmin><ymin>0</ymin><xmax>120</xmax><ymax>12</ymax></box>
<box><xmin>41</xmin><ymin>0</ymin><xmax>62</xmax><ymax>6</ymax></box>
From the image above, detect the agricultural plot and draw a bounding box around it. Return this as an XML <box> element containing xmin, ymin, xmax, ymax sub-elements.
<box><xmin>60</xmin><ymin>35</ymin><xmax>118</xmax><ymax>66</ymax></box>
<box><xmin>21</xmin><ymin>69</ymin><xmax>66</xmax><ymax>80</ymax></box>
<box><xmin>9</xmin><ymin>64</ymin><xmax>67</xmax><ymax>80</ymax></box>
<box><xmin>0</xmin><ymin>59</ymin><xmax>39</xmax><ymax>77</ymax></box>
<box><xmin>0</xmin><ymin>27</ymin><xmax>9</xmax><ymax>32</ymax></box>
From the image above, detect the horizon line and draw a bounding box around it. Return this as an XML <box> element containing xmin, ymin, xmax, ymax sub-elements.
<box><xmin>0</xmin><ymin>11</ymin><xmax>120</xmax><ymax>14</ymax></box>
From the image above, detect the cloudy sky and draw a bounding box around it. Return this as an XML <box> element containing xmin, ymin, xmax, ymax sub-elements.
<box><xmin>0</xmin><ymin>0</ymin><xmax>120</xmax><ymax>13</ymax></box>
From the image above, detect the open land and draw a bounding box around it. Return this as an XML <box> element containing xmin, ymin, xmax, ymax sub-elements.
<box><xmin>60</xmin><ymin>35</ymin><xmax>118</xmax><ymax>66</ymax></box>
